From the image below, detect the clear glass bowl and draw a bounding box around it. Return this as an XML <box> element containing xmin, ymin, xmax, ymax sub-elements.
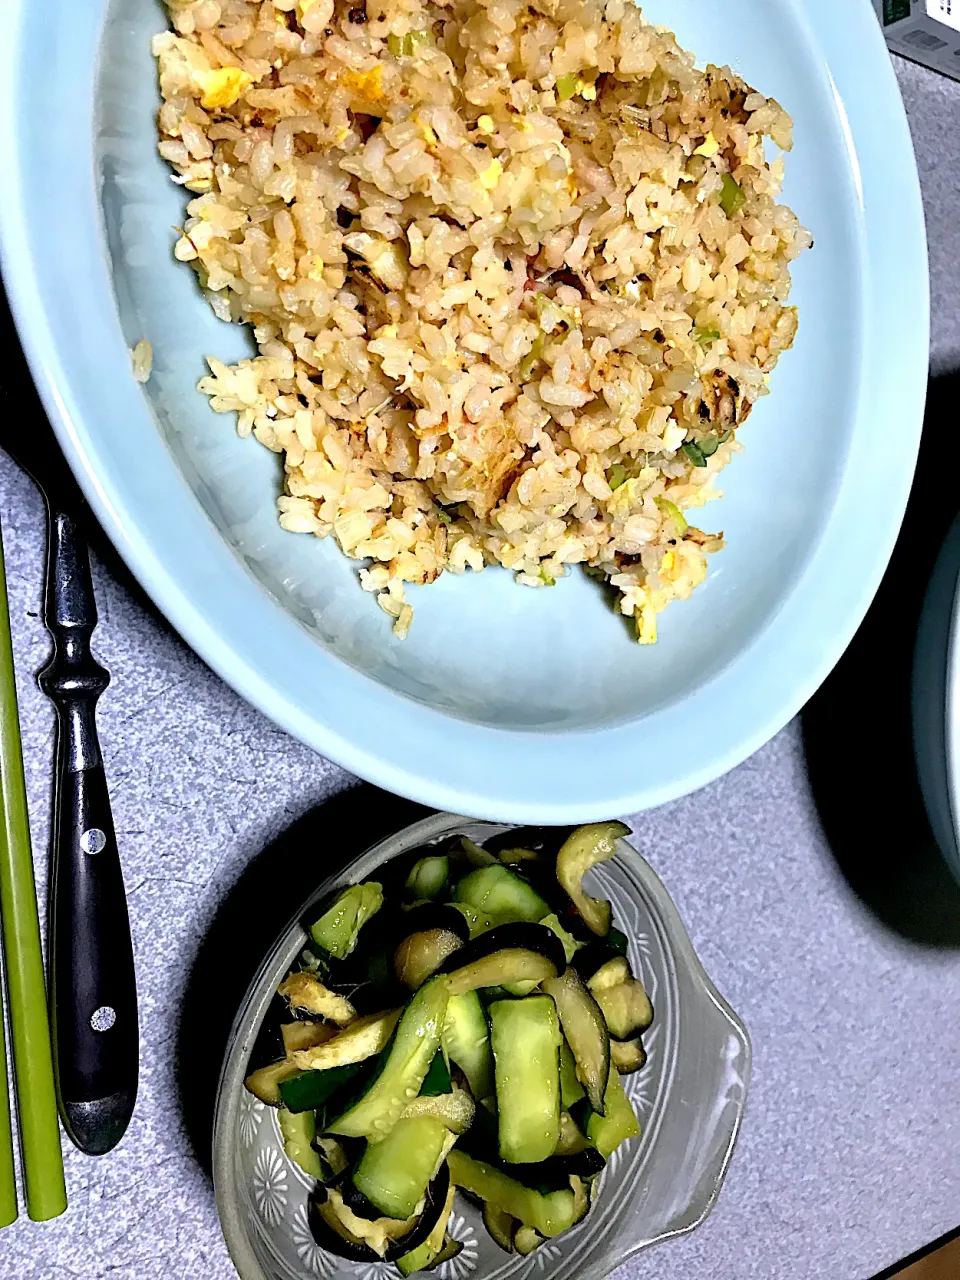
<box><xmin>213</xmin><ymin>815</ymin><xmax>751</xmax><ymax>1280</ymax></box>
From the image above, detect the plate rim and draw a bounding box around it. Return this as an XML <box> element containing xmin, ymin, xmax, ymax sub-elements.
<box><xmin>0</xmin><ymin>0</ymin><xmax>930</xmax><ymax>821</ymax></box>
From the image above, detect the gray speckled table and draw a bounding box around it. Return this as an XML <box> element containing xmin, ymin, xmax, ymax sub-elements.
<box><xmin>1</xmin><ymin>50</ymin><xmax>960</xmax><ymax>1280</ymax></box>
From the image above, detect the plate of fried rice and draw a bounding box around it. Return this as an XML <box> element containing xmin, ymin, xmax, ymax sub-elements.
<box><xmin>0</xmin><ymin>0</ymin><xmax>928</xmax><ymax>820</ymax></box>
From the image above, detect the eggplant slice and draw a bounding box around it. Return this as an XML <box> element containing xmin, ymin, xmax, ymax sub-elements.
<box><xmin>309</xmin><ymin>1161</ymin><xmax>451</xmax><ymax>1263</ymax></box>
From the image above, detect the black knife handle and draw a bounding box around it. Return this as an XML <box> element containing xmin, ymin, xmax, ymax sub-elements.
<box><xmin>39</xmin><ymin>509</ymin><xmax>137</xmax><ymax>1155</ymax></box>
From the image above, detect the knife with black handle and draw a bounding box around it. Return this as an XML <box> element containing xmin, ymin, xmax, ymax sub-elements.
<box><xmin>38</xmin><ymin>504</ymin><xmax>138</xmax><ymax>1155</ymax></box>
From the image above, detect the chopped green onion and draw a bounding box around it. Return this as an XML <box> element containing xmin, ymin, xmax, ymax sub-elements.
<box><xmin>607</xmin><ymin>463</ymin><xmax>628</xmax><ymax>490</ymax></box>
<box><xmin>693</xmin><ymin>327</ymin><xmax>721</xmax><ymax>346</ymax></box>
<box><xmin>436</xmin><ymin>508</ymin><xmax>452</xmax><ymax>525</ymax></box>
<box><xmin>556</xmin><ymin>73</ymin><xmax>580</xmax><ymax>102</ymax></box>
<box><xmin>698</xmin><ymin>434</ymin><xmax>720</xmax><ymax>458</ymax></box>
<box><xmin>654</xmin><ymin>496</ymin><xmax>688</xmax><ymax>533</ymax></box>
<box><xmin>387</xmin><ymin>29</ymin><xmax>430</xmax><ymax>56</ymax></box>
<box><xmin>517</xmin><ymin>336</ymin><xmax>543</xmax><ymax>381</ymax></box>
<box><xmin>539</xmin><ymin>566</ymin><xmax>556</xmax><ymax>586</ymax></box>
<box><xmin>682</xmin><ymin>441</ymin><xmax>707</xmax><ymax>468</ymax></box>
<box><xmin>719</xmin><ymin>173</ymin><xmax>746</xmax><ymax>218</ymax></box>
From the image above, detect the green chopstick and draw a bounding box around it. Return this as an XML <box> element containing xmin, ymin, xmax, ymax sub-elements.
<box><xmin>0</xmin><ymin>947</ymin><xmax>17</xmax><ymax>1228</ymax></box>
<box><xmin>0</xmin><ymin>518</ymin><xmax>66</xmax><ymax>1222</ymax></box>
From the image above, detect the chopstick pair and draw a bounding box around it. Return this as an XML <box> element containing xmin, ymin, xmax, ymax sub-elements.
<box><xmin>0</xmin><ymin>516</ymin><xmax>66</xmax><ymax>1225</ymax></box>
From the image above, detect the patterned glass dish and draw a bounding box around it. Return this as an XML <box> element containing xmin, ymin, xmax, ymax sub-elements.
<box><xmin>213</xmin><ymin>814</ymin><xmax>751</xmax><ymax>1280</ymax></box>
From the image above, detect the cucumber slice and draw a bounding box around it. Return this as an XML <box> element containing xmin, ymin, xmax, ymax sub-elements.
<box><xmin>489</xmin><ymin>996</ymin><xmax>561</xmax><ymax>1164</ymax></box>
<box><xmin>328</xmin><ymin>977</ymin><xmax>449</xmax><ymax>1139</ymax></box>
<box><xmin>278</xmin><ymin>1108</ymin><xmax>325</xmax><ymax>1179</ymax></box>
<box><xmin>289</xmin><ymin>1009</ymin><xmax>402</xmax><ymax>1072</ymax></box>
<box><xmin>587</xmin><ymin>1070</ymin><xmax>641</xmax><ymax>1159</ymax></box>
<box><xmin>420</xmin><ymin>1053</ymin><xmax>452</xmax><ymax>1097</ymax></box>
<box><xmin>405</xmin><ymin>855</ymin><xmax>450</xmax><ymax>901</ymax></box>
<box><xmin>396</xmin><ymin>1182</ymin><xmax>456</xmax><ymax>1275</ymax></box>
<box><xmin>310</xmin><ymin>882</ymin><xmax>384</xmax><ymax>959</ymax></box>
<box><xmin>555</xmin><ymin>822</ymin><xmax>629</xmax><ymax>936</ymax></box>
<box><xmin>449</xmin><ymin>902</ymin><xmax>499</xmax><ymax>938</ymax></box>
<box><xmin>442</xmin><ymin>991</ymin><xmax>494</xmax><ymax>1100</ymax></box>
<box><xmin>542</xmin><ymin>968</ymin><xmax>610</xmax><ymax>1113</ymax></box>
<box><xmin>447</xmin><ymin>1150</ymin><xmax>576</xmax><ymax>1237</ymax></box>
<box><xmin>353</xmin><ymin>1116</ymin><xmax>449</xmax><ymax>1219</ymax></box>
<box><xmin>279</xmin><ymin>1062</ymin><xmax>366</xmax><ymax>1114</ymax></box>
<box><xmin>454</xmin><ymin>866</ymin><xmax>549</xmax><ymax>924</ymax></box>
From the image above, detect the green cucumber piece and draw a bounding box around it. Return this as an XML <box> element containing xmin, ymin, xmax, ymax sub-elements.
<box><xmin>310</xmin><ymin>882</ymin><xmax>384</xmax><ymax>959</ymax></box>
<box><xmin>420</xmin><ymin>1053</ymin><xmax>452</xmax><ymax>1097</ymax></box>
<box><xmin>353</xmin><ymin>1115</ymin><xmax>449</xmax><ymax>1219</ymax></box>
<box><xmin>587</xmin><ymin>1070</ymin><xmax>641</xmax><ymax>1159</ymax></box>
<box><xmin>449</xmin><ymin>902</ymin><xmax>500</xmax><ymax>937</ymax></box>
<box><xmin>406</xmin><ymin>855</ymin><xmax>450</xmax><ymax>901</ymax></box>
<box><xmin>442</xmin><ymin>991</ymin><xmax>494</xmax><ymax>1100</ymax></box>
<box><xmin>278</xmin><ymin>1108</ymin><xmax>325</xmax><ymax>1179</ymax></box>
<box><xmin>489</xmin><ymin>996</ymin><xmax>561</xmax><ymax>1164</ymax></box>
<box><xmin>396</xmin><ymin>1182</ymin><xmax>456</xmax><ymax>1275</ymax></box>
<box><xmin>447</xmin><ymin>1150</ymin><xmax>576</xmax><ymax>1237</ymax></box>
<box><xmin>455</xmin><ymin>866</ymin><xmax>549</xmax><ymax>924</ymax></box>
<box><xmin>328</xmin><ymin>977</ymin><xmax>449</xmax><ymax>1139</ymax></box>
<box><xmin>278</xmin><ymin>1062</ymin><xmax>365</xmax><ymax>1114</ymax></box>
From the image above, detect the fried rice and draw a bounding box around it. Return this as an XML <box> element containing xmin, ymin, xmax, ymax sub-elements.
<box><xmin>153</xmin><ymin>0</ymin><xmax>811</xmax><ymax>642</ymax></box>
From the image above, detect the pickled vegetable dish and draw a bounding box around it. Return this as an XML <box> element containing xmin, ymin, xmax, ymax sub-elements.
<box><xmin>244</xmin><ymin>821</ymin><xmax>652</xmax><ymax>1272</ymax></box>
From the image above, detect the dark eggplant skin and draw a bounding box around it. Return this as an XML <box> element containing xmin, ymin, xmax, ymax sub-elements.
<box><xmin>399</xmin><ymin>903</ymin><xmax>471</xmax><ymax>944</ymax></box>
<box><xmin>571</xmin><ymin>942</ymin><xmax>622</xmax><ymax>983</ymax></box>
<box><xmin>514</xmin><ymin>1149</ymin><xmax>606</xmax><ymax>1186</ymax></box>
<box><xmin>309</xmin><ymin>1162</ymin><xmax>451</xmax><ymax>1263</ymax></box>
<box><xmin>338</xmin><ymin>1177</ymin><xmax>393</xmax><ymax>1222</ymax></box>
<box><xmin>437</xmin><ymin>923</ymin><xmax>566</xmax><ymax>978</ymax></box>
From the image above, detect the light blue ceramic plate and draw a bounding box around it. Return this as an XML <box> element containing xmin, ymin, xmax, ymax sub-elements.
<box><xmin>0</xmin><ymin>0</ymin><xmax>928</xmax><ymax>822</ymax></box>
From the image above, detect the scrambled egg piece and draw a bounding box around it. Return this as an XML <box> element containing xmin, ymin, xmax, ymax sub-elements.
<box><xmin>305</xmin><ymin>255</ymin><xmax>325</xmax><ymax>281</ymax></box>
<box><xmin>200</xmin><ymin>67</ymin><xmax>254</xmax><ymax>110</ymax></box>
<box><xmin>693</xmin><ymin>131</ymin><xmax>720</xmax><ymax>158</ymax></box>
<box><xmin>341</xmin><ymin>65</ymin><xmax>386</xmax><ymax>108</ymax></box>
<box><xmin>151</xmin><ymin>34</ymin><xmax>254</xmax><ymax>109</ymax></box>
<box><xmin>636</xmin><ymin>596</ymin><xmax>658</xmax><ymax>644</ymax></box>
<box><xmin>413</xmin><ymin>115</ymin><xmax>438</xmax><ymax>145</ymax></box>
<box><xmin>479</xmin><ymin>158</ymin><xmax>502</xmax><ymax>190</ymax></box>
<box><xmin>476</xmin><ymin>115</ymin><xmax>495</xmax><ymax>135</ymax></box>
